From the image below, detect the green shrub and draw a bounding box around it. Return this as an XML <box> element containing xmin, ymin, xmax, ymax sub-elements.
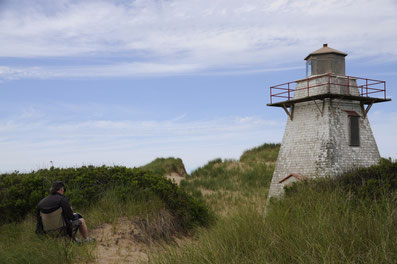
<box><xmin>140</xmin><ymin>157</ymin><xmax>187</xmax><ymax>177</ymax></box>
<box><xmin>0</xmin><ymin>217</ymin><xmax>95</xmax><ymax>264</ymax></box>
<box><xmin>285</xmin><ymin>158</ymin><xmax>397</xmax><ymax>200</ymax></box>
<box><xmin>0</xmin><ymin>166</ymin><xmax>212</xmax><ymax>230</ymax></box>
<box><xmin>239</xmin><ymin>143</ymin><xmax>280</xmax><ymax>163</ymax></box>
<box><xmin>151</xmin><ymin>159</ymin><xmax>397</xmax><ymax>264</ymax></box>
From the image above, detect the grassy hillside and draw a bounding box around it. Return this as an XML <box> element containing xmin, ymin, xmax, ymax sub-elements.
<box><xmin>150</xmin><ymin>150</ymin><xmax>396</xmax><ymax>263</ymax></box>
<box><xmin>180</xmin><ymin>143</ymin><xmax>279</xmax><ymax>213</ymax></box>
<box><xmin>1</xmin><ymin>143</ymin><xmax>396</xmax><ymax>263</ymax></box>
<box><xmin>240</xmin><ymin>143</ymin><xmax>280</xmax><ymax>164</ymax></box>
<box><xmin>0</xmin><ymin>165</ymin><xmax>212</xmax><ymax>264</ymax></box>
<box><xmin>140</xmin><ymin>157</ymin><xmax>187</xmax><ymax>177</ymax></box>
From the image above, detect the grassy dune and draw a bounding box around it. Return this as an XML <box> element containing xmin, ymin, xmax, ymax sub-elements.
<box><xmin>140</xmin><ymin>157</ymin><xmax>187</xmax><ymax>177</ymax></box>
<box><xmin>150</xmin><ymin>146</ymin><xmax>396</xmax><ymax>264</ymax></box>
<box><xmin>0</xmin><ymin>166</ymin><xmax>211</xmax><ymax>264</ymax></box>
<box><xmin>1</xmin><ymin>143</ymin><xmax>396</xmax><ymax>263</ymax></box>
<box><xmin>180</xmin><ymin>143</ymin><xmax>279</xmax><ymax>214</ymax></box>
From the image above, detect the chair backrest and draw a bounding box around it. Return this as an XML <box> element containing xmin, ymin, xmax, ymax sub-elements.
<box><xmin>40</xmin><ymin>207</ymin><xmax>66</xmax><ymax>232</ymax></box>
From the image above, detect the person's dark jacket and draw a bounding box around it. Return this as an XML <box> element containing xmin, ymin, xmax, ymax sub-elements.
<box><xmin>36</xmin><ymin>193</ymin><xmax>74</xmax><ymax>235</ymax></box>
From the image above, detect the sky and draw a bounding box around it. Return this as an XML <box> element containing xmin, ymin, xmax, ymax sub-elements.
<box><xmin>1</xmin><ymin>0</ymin><xmax>397</xmax><ymax>173</ymax></box>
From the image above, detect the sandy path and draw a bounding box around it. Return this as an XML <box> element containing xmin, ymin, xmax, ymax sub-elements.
<box><xmin>91</xmin><ymin>218</ymin><xmax>149</xmax><ymax>264</ymax></box>
<box><xmin>165</xmin><ymin>172</ymin><xmax>184</xmax><ymax>185</ymax></box>
<box><xmin>90</xmin><ymin>172</ymin><xmax>185</xmax><ymax>263</ymax></box>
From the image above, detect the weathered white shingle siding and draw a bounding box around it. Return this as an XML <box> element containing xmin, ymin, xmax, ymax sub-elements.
<box><xmin>267</xmin><ymin>76</ymin><xmax>380</xmax><ymax>198</ymax></box>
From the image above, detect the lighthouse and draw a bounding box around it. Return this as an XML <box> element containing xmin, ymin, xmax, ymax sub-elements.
<box><xmin>267</xmin><ymin>44</ymin><xmax>391</xmax><ymax>198</ymax></box>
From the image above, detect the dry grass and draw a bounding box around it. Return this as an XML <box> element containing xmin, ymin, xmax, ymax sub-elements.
<box><xmin>149</xmin><ymin>147</ymin><xmax>397</xmax><ymax>264</ymax></box>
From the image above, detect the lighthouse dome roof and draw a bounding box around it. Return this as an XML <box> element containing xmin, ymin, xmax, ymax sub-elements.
<box><xmin>305</xmin><ymin>44</ymin><xmax>347</xmax><ymax>60</ymax></box>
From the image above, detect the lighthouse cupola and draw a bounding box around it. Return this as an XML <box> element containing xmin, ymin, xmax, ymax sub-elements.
<box><xmin>305</xmin><ymin>43</ymin><xmax>347</xmax><ymax>77</ymax></box>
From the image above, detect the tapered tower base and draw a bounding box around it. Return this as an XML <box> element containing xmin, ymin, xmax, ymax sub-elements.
<box><xmin>267</xmin><ymin>97</ymin><xmax>380</xmax><ymax>198</ymax></box>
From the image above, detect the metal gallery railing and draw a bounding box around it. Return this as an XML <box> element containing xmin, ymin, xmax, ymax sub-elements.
<box><xmin>269</xmin><ymin>73</ymin><xmax>387</xmax><ymax>104</ymax></box>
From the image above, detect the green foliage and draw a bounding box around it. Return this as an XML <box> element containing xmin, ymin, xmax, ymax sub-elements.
<box><xmin>182</xmin><ymin>144</ymin><xmax>279</xmax><ymax>196</ymax></box>
<box><xmin>149</xmin><ymin>206</ymin><xmax>268</xmax><ymax>264</ymax></box>
<box><xmin>85</xmin><ymin>188</ymin><xmax>166</xmax><ymax>228</ymax></box>
<box><xmin>183</xmin><ymin>152</ymin><xmax>275</xmax><ymax>197</ymax></box>
<box><xmin>0</xmin><ymin>217</ymin><xmax>95</xmax><ymax>264</ymax></box>
<box><xmin>151</xmin><ymin>159</ymin><xmax>397</xmax><ymax>264</ymax></box>
<box><xmin>239</xmin><ymin>143</ymin><xmax>280</xmax><ymax>164</ymax></box>
<box><xmin>179</xmin><ymin>145</ymin><xmax>276</xmax><ymax>215</ymax></box>
<box><xmin>187</xmin><ymin>158</ymin><xmax>236</xmax><ymax>191</ymax></box>
<box><xmin>140</xmin><ymin>157</ymin><xmax>187</xmax><ymax>177</ymax></box>
<box><xmin>285</xmin><ymin>158</ymin><xmax>397</xmax><ymax>200</ymax></box>
<box><xmin>0</xmin><ymin>165</ymin><xmax>212</xmax><ymax>230</ymax></box>
<box><xmin>337</xmin><ymin>158</ymin><xmax>397</xmax><ymax>199</ymax></box>
<box><xmin>264</xmin><ymin>184</ymin><xmax>397</xmax><ymax>263</ymax></box>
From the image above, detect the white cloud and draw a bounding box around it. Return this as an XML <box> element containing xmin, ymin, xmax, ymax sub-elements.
<box><xmin>0</xmin><ymin>113</ymin><xmax>284</xmax><ymax>173</ymax></box>
<box><xmin>369</xmin><ymin>111</ymin><xmax>397</xmax><ymax>159</ymax></box>
<box><xmin>0</xmin><ymin>62</ymin><xmax>202</xmax><ymax>80</ymax></box>
<box><xmin>1</xmin><ymin>105</ymin><xmax>395</xmax><ymax>173</ymax></box>
<box><xmin>0</xmin><ymin>64</ymin><xmax>304</xmax><ymax>80</ymax></box>
<box><xmin>0</xmin><ymin>0</ymin><xmax>397</xmax><ymax>79</ymax></box>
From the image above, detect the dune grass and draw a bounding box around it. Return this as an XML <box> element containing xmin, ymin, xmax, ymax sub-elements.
<box><xmin>2</xmin><ymin>143</ymin><xmax>395</xmax><ymax>264</ymax></box>
<box><xmin>82</xmin><ymin>188</ymin><xmax>170</xmax><ymax>231</ymax></box>
<box><xmin>150</xmin><ymin>180</ymin><xmax>396</xmax><ymax>264</ymax></box>
<box><xmin>140</xmin><ymin>157</ymin><xmax>187</xmax><ymax>177</ymax></box>
<box><xmin>0</xmin><ymin>187</ymin><xmax>165</xmax><ymax>264</ymax></box>
<box><xmin>180</xmin><ymin>143</ymin><xmax>278</xmax><ymax>214</ymax></box>
<box><xmin>239</xmin><ymin>143</ymin><xmax>280</xmax><ymax>164</ymax></box>
<box><xmin>0</xmin><ymin>187</ymin><xmax>201</xmax><ymax>264</ymax></box>
<box><xmin>150</xmin><ymin>188</ymin><xmax>396</xmax><ymax>264</ymax></box>
<box><xmin>0</xmin><ymin>165</ymin><xmax>212</xmax><ymax>264</ymax></box>
<box><xmin>0</xmin><ymin>216</ymin><xmax>95</xmax><ymax>264</ymax></box>
<box><xmin>150</xmin><ymin>150</ymin><xmax>396</xmax><ymax>264</ymax></box>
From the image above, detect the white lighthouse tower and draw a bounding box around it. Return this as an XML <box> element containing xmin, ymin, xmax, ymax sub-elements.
<box><xmin>267</xmin><ymin>44</ymin><xmax>391</xmax><ymax>198</ymax></box>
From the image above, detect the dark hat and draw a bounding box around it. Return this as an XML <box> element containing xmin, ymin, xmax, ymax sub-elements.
<box><xmin>50</xmin><ymin>181</ymin><xmax>66</xmax><ymax>194</ymax></box>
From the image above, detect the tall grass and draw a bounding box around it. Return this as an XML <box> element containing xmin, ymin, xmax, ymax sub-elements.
<box><xmin>180</xmin><ymin>144</ymin><xmax>278</xmax><ymax>214</ymax></box>
<box><xmin>84</xmin><ymin>188</ymin><xmax>167</xmax><ymax>228</ymax></box>
<box><xmin>264</xmin><ymin>188</ymin><xmax>396</xmax><ymax>263</ymax></box>
<box><xmin>150</xmin><ymin>182</ymin><xmax>396</xmax><ymax>264</ymax></box>
<box><xmin>183</xmin><ymin>143</ymin><xmax>278</xmax><ymax>193</ymax></box>
<box><xmin>0</xmin><ymin>217</ymin><xmax>95</xmax><ymax>264</ymax></box>
<box><xmin>0</xmin><ymin>188</ymin><xmax>182</xmax><ymax>264</ymax></box>
<box><xmin>183</xmin><ymin>159</ymin><xmax>274</xmax><ymax>193</ymax></box>
<box><xmin>140</xmin><ymin>157</ymin><xmax>187</xmax><ymax>177</ymax></box>
<box><xmin>0</xmin><ymin>164</ymin><xmax>213</xmax><ymax>264</ymax></box>
<box><xmin>239</xmin><ymin>143</ymin><xmax>280</xmax><ymax>164</ymax></box>
<box><xmin>150</xmin><ymin>158</ymin><xmax>397</xmax><ymax>264</ymax></box>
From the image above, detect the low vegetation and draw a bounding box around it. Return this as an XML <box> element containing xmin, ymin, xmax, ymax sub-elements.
<box><xmin>239</xmin><ymin>143</ymin><xmax>280</xmax><ymax>164</ymax></box>
<box><xmin>140</xmin><ymin>157</ymin><xmax>187</xmax><ymax>177</ymax></box>
<box><xmin>150</xmin><ymin>153</ymin><xmax>396</xmax><ymax>264</ymax></box>
<box><xmin>0</xmin><ymin>166</ymin><xmax>211</xmax><ymax>228</ymax></box>
<box><xmin>1</xmin><ymin>142</ymin><xmax>396</xmax><ymax>263</ymax></box>
<box><xmin>0</xmin><ymin>215</ymin><xmax>96</xmax><ymax>264</ymax></box>
<box><xmin>0</xmin><ymin>165</ymin><xmax>212</xmax><ymax>264</ymax></box>
<box><xmin>180</xmin><ymin>143</ymin><xmax>279</xmax><ymax>213</ymax></box>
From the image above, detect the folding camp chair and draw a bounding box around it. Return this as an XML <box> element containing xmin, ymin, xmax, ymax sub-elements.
<box><xmin>40</xmin><ymin>207</ymin><xmax>80</xmax><ymax>242</ymax></box>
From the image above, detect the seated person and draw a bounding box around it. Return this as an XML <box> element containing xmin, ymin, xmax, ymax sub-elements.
<box><xmin>37</xmin><ymin>181</ymin><xmax>94</xmax><ymax>242</ymax></box>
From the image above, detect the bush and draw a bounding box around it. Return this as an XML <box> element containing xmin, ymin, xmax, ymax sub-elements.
<box><xmin>0</xmin><ymin>217</ymin><xmax>95</xmax><ymax>264</ymax></box>
<box><xmin>285</xmin><ymin>158</ymin><xmax>397</xmax><ymax>200</ymax></box>
<box><xmin>151</xmin><ymin>159</ymin><xmax>397</xmax><ymax>264</ymax></box>
<box><xmin>140</xmin><ymin>157</ymin><xmax>187</xmax><ymax>177</ymax></box>
<box><xmin>239</xmin><ymin>143</ymin><xmax>280</xmax><ymax>163</ymax></box>
<box><xmin>0</xmin><ymin>166</ymin><xmax>212</xmax><ymax>230</ymax></box>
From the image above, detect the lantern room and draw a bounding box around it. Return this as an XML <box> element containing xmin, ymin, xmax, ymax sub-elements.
<box><xmin>305</xmin><ymin>43</ymin><xmax>347</xmax><ymax>77</ymax></box>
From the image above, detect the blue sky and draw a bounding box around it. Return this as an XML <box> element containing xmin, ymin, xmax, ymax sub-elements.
<box><xmin>1</xmin><ymin>0</ymin><xmax>397</xmax><ymax>172</ymax></box>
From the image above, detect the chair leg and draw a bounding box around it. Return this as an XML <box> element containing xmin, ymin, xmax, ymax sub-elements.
<box><xmin>71</xmin><ymin>224</ymin><xmax>81</xmax><ymax>243</ymax></box>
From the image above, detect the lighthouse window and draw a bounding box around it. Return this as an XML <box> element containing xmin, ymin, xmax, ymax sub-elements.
<box><xmin>306</xmin><ymin>61</ymin><xmax>312</xmax><ymax>77</ymax></box>
<box><xmin>349</xmin><ymin>116</ymin><xmax>360</xmax><ymax>146</ymax></box>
